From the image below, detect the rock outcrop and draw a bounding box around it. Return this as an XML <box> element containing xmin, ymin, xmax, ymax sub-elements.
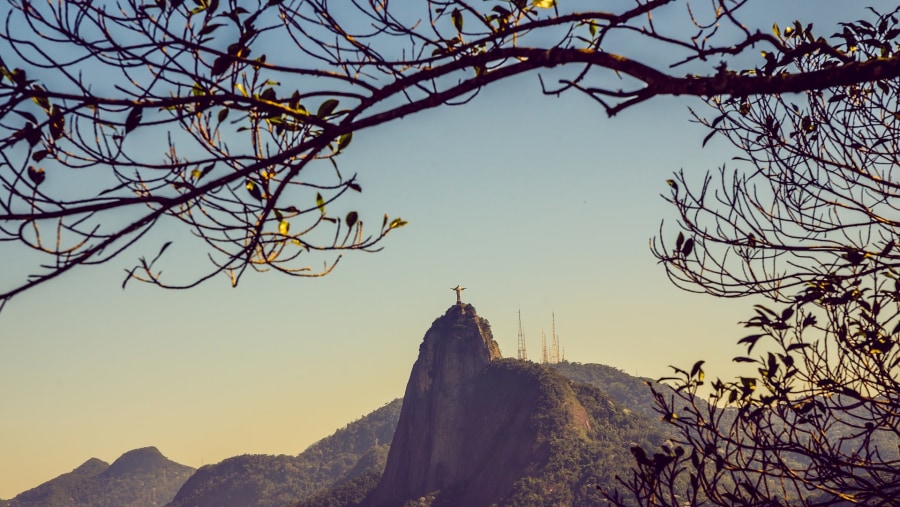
<box><xmin>369</xmin><ymin>303</ymin><xmax>502</xmax><ymax>505</ymax></box>
<box><xmin>368</xmin><ymin>303</ymin><xmax>607</xmax><ymax>506</ymax></box>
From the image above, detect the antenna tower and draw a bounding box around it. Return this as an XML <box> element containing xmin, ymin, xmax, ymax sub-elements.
<box><xmin>541</xmin><ymin>330</ymin><xmax>548</xmax><ymax>364</ymax></box>
<box><xmin>517</xmin><ymin>309</ymin><xmax>528</xmax><ymax>360</ymax></box>
<box><xmin>551</xmin><ymin>312</ymin><xmax>560</xmax><ymax>364</ymax></box>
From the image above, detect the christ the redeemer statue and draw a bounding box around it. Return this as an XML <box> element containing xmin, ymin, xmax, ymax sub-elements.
<box><xmin>451</xmin><ymin>285</ymin><xmax>465</xmax><ymax>305</ymax></box>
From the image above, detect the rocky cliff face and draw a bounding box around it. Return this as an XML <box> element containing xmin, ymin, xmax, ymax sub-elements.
<box><xmin>368</xmin><ymin>304</ymin><xmax>594</xmax><ymax>506</ymax></box>
<box><xmin>370</xmin><ymin>303</ymin><xmax>501</xmax><ymax>505</ymax></box>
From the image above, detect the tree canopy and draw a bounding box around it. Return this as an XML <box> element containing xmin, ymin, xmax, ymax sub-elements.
<box><xmin>609</xmin><ymin>6</ymin><xmax>900</xmax><ymax>506</ymax></box>
<box><xmin>2</xmin><ymin>0</ymin><xmax>898</xmax><ymax>308</ymax></box>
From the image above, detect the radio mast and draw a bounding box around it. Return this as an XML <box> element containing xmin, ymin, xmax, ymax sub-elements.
<box><xmin>517</xmin><ymin>309</ymin><xmax>528</xmax><ymax>360</ymax></box>
<box><xmin>551</xmin><ymin>312</ymin><xmax>560</xmax><ymax>364</ymax></box>
<box><xmin>541</xmin><ymin>330</ymin><xmax>548</xmax><ymax>364</ymax></box>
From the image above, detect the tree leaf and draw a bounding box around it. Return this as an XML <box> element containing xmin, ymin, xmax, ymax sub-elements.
<box><xmin>317</xmin><ymin>99</ymin><xmax>339</xmax><ymax>118</ymax></box>
<box><xmin>211</xmin><ymin>56</ymin><xmax>231</xmax><ymax>76</ymax></box>
<box><xmin>32</xmin><ymin>87</ymin><xmax>51</xmax><ymax>112</ymax></box>
<box><xmin>27</xmin><ymin>166</ymin><xmax>45</xmax><ymax>186</ymax></box>
<box><xmin>738</xmin><ymin>334</ymin><xmax>763</xmax><ymax>352</ymax></box>
<box><xmin>690</xmin><ymin>360</ymin><xmax>705</xmax><ymax>378</ymax></box>
<box><xmin>315</xmin><ymin>192</ymin><xmax>326</xmax><ymax>213</ymax></box>
<box><xmin>246</xmin><ymin>180</ymin><xmax>263</xmax><ymax>200</ymax></box>
<box><xmin>192</xmin><ymin>163</ymin><xmax>215</xmax><ymax>181</ymax></box>
<box><xmin>199</xmin><ymin>23</ymin><xmax>224</xmax><ymax>36</ymax></box>
<box><xmin>337</xmin><ymin>132</ymin><xmax>353</xmax><ymax>151</ymax></box>
<box><xmin>451</xmin><ymin>8</ymin><xmax>463</xmax><ymax>32</ymax></box>
<box><xmin>125</xmin><ymin>106</ymin><xmax>143</xmax><ymax>133</ymax></box>
<box><xmin>278</xmin><ymin>220</ymin><xmax>290</xmax><ymax>235</ymax></box>
<box><xmin>346</xmin><ymin>211</ymin><xmax>359</xmax><ymax>228</ymax></box>
<box><xmin>682</xmin><ymin>237</ymin><xmax>695</xmax><ymax>256</ymax></box>
<box><xmin>48</xmin><ymin>108</ymin><xmax>65</xmax><ymax>140</ymax></box>
<box><xmin>533</xmin><ymin>0</ymin><xmax>555</xmax><ymax>8</ymax></box>
<box><xmin>13</xmin><ymin>110</ymin><xmax>37</xmax><ymax>124</ymax></box>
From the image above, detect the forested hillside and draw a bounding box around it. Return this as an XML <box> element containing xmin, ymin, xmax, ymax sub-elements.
<box><xmin>1</xmin><ymin>447</ymin><xmax>193</xmax><ymax>507</ymax></box>
<box><xmin>550</xmin><ymin>362</ymin><xmax>658</xmax><ymax>417</ymax></box>
<box><xmin>166</xmin><ymin>399</ymin><xmax>401</xmax><ymax>507</ymax></box>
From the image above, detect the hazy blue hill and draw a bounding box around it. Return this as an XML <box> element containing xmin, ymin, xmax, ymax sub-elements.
<box><xmin>3</xmin><ymin>447</ymin><xmax>193</xmax><ymax>507</ymax></box>
<box><xmin>166</xmin><ymin>398</ymin><xmax>402</xmax><ymax>507</ymax></box>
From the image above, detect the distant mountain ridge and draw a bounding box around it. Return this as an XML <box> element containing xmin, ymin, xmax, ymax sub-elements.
<box><xmin>161</xmin><ymin>360</ymin><xmax>665</xmax><ymax>507</ymax></box>
<box><xmin>165</xmin><ymin>399</ymin><xmax>402</xmax><ymax>507</ymax></box>
<box><xmin>3</xmin><ymin>312</ymin><xmax>675</xmax><ymax>507</ymax></box>
<box><xmin>0</xmin><ymin>447</ymin><xmax>194</xmax><ymax>507</ymax></box>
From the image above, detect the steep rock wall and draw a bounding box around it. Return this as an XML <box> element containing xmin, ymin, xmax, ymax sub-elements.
<box><xmin>369</xmin><ymin>304</ymin><xmax>590</xmax><ymax>506</ymax></box>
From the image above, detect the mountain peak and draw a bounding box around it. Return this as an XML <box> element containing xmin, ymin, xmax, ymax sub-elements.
<box><xmin>407</xmin><ymin>303</ymin><xmax>501</xmax><ymax>397</ymax></box>
<box><xmin>104</xmin><ymin>446</ymin><xmax>169</xmax><ymax>478</ymax></box>
<box><xmin>370</xmin><ymin>303</ymin><xmax>510</xmax><ymax>505</ymax></box>
<box><xmin>72</xmin><ymin>458</ymin><xmax>110</xmax><ymax>477</ymax></box>
<box><xmin>6</xmin><ymin>447</ymin><xmax>194</xmax><ymax>507</ymax></box>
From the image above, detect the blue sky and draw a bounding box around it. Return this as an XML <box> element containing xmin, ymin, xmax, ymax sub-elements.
<box><xmin>0</xmin><ymin>0</ymin><xmax>857</xmax><ymax>497</ymax></box>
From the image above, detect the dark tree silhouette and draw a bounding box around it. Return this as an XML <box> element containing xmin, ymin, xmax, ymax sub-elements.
<box><xmin>607</xmin><ymin>7</ymin><xmax>900</xmax><ymax>506</ymax></box>
<box><xmin>2</xmin><ymin>0</ymin><xmax>899</xmax><ymax>307</ymax></box>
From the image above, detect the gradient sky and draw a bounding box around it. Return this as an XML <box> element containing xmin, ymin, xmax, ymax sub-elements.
<box><xmin>0</xmin><ymin>0</ymin><xmax>856</xmax><ymax>498</ymax></box>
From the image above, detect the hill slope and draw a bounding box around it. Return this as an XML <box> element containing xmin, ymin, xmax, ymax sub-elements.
<box><xmin>165</xmin><ymin>399</ymin><xmax>401</xmax><ymax>507</ymax></box>
<box><xmin>1</xmin><ymin>447</ymin><xmax>194</xmax><ymax>507</ymax></box>
<box><xmin>550</xmin><ymin>361</ymin><xmax>658</xmax><ymax>418</ymax></box>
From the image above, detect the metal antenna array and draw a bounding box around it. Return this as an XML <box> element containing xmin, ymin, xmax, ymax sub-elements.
<box><xmin>551</xmin><ymin>312</ymin><xmax>560</xmax><ymax>364</ymax></box>
<box><xmin>520</xmin><ymin>309</ymin><xmax>562</xmax><ymax>365</ymax></box>
<box><xmin>517</xmin><ymin>309</ymin><xmax>528</xmax><ymax>360</ymax></box>
<box><xmin>541</xmin><ymin>330</ymin><xmax>548</xmax><ymax>364</ymax></box>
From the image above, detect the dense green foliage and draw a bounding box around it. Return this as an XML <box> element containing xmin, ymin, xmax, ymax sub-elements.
<box><xmin>2</xmin><ymin>448</ymin><xmax>193</xmax><ymax>507</ymax></box>
<box><xmin>294</xmin><ymin>470</ymin><xmax>382</xmax><ymax>507</ymax></box>
<box><xmin>497</xmin><ymin>364</ymin><xmax>670</xmax><ymax>506</ymax></box>
<box><xmin>167</xmin><ymin>399</ymin><xmax>401</xmax><ymax>507</ymax></box>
